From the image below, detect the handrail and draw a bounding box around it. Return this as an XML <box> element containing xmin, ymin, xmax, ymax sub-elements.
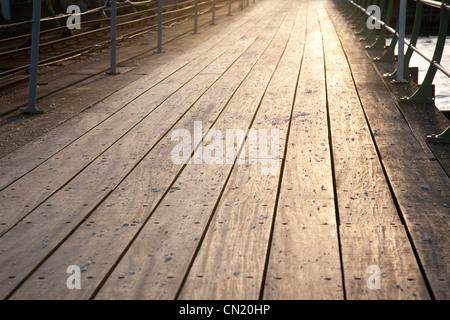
<box><xmin>347</xmin><ymin>0</ymin><xmax>450</xmax><ymax>86</ymax></box>
<box><xmin>418</xmin><ymin>0</ymin><xmax>450</xmax><ymax>10</ymax></box>
<box><xmin>0</xmin><ymin>0</ymin><xmax>216</xmax><ymax>45</ymax></box>
<box><xmin>336</xmin><ymin>0</ymin><xmax>450</xmax><ymax>143</ymax></box>
<box><xmin>18</xmin><ymin>0</ymin><xmax>246</xmax><ymax>114</ymax></box>
<box><xmin>0</xmin><ymin>3</ymin><xmax>157</xmax><ymax>44</ymax></box>
<box><xmin>0</xmin><ymin>1</ymin><xmax>160</xmax><ymax>28</ymax></box>
<box><xmin>0</xmin><ymin>0</ymin><xmax>203</xmax><ymax>56</ymax></box>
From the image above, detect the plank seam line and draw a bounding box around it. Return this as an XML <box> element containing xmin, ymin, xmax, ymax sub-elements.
<box><xmin>86</xmin><ymin>3</ymin><xmax>289</xmax><ymax>300</ymax></box>
<box><xmin>318</xmin><ymin>11</ymin><xmax>347</xmax><ymax>301</ymax></box>
<box><xmin>325</xmin><ymin>5</ymin><xmax>436</xmax><ymax>300</ymax></box>
<box><xmin>3</xmin><ymin>5</ymin><xmax>278</xmax><ymax>299</ymax></box>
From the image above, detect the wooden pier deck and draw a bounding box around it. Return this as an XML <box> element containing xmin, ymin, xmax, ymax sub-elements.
<box><xmin>0</xmin><ymin>0</ymin><xmax>449</xmax><ymax>300</ymax></box>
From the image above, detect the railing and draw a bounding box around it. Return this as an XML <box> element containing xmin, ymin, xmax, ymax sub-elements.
<box><xmin>11</xmin><ymin>0</ymin><xmax>251</xmax><ymax>115</ymax></box>
<box><xmin>0</xmin><ymin>1</ymin><xmax>154</xmax><ymax>34</ymax></box>
<box><xmin>0</xmin><ymin>0</ymin><xmax>224</xmax><ymax>38</ymax></box>
<box><xmin>336</xmin><ymin>0</ymin><xmax>450</xmax><ymax>143</ymax></box>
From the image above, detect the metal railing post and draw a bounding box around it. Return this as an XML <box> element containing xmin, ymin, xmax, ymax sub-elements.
<box><xmin>363</xmin><ymin>0</ymin><xmax>383</xmax><ymax>42</ymax></box>
<box><xmin>414</xmin><ymin>1</ymin><xmax>450</xmax><ymax>143</ymax></box>
<box><xmin>367</xmin><ymin>0</ymin><xmax>394</xmax><ymax>50</ymax></box>
<box><xmin>338</xmin><ymin>0</ymin><xmax>450</xmax><ymax>143</ymax></box>
<box><xmin>386</xmin><ymin>0</ymin><xmax>424</xmax><ymax>80</ymax></box>
<box><xmin>228</xmin><ymin>0</ymin><xmax>232</xmax><ymax>16</ymax></box>
<box><xmin>156</xmin><ymin>0</ymin><xmax>163</xmax><ymax>53</ymax></box>
<box><xmin>193</xmin><ymin>0</ymin><xmax>198</xmax><ymax>33</ymax></box>
<box><xmin>109</xmin><ymin>0</ymin><xmax>118</xmax><ymax>75</ymax></box>
<box><xmin>20</xmin><ymin>0</ymin><xmax>43</xmax><ymax>114</ymax></box>
<box><xmin>395</xmin><ymin>0</ymin><xmax>408</xmax><ymax>83</ymax></box>
<box><xmin>212</xmin><ymin>0</ymin><xmax>216</xmax><ymax>25</ymax></box>
<box><xmin>376</xmin><ymin>21</ymin><xmax>398</xmax><ymax>62</ymax></box>
<box><xmin>402</xmin><ymin>0</ymin><xmax>449</xmax><ymax>104</ymax></box>
<box><xmin>348</xmin><ymin>0</ymin><xmax>363</xmax><ymax>21</ymax></box>
<box><xmin>352</xmin><ymin>0</ymin><xmax>368</xmax><ymax>25</ymax></box>
<box><xmin>356</xmin><ymin>0</ymin><xmax>374</xmax><ymax>36</ymax></box>
<box><xmin>402</xmin><ymin>1</ymin><xmax>423</xmax><ymax>80</ymax></box>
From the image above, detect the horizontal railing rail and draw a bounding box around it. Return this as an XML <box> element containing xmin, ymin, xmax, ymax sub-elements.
<box><xmin>0</xmin><ymin>0</ymin><xmax>228</xmax><ymax>70</ymax></box>
<box><xmin>17</xmin><ymin>0</ymin><xmax>251</xmax><ymax>115</ymax></box>
<box><xmin>0</xmin><ymin>0</ymin><xmax>156</xmax><ymax>30</ymax></box>
<box><xmin>336</xmin><ymin>0</ymin><xmax>450</xmax><ymax>143</ymax></box>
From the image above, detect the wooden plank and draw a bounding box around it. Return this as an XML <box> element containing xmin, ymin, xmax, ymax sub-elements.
<box><xmin>319</xmin><ymin>4</ymin><xmax>430</xmax><ymax>299</ymax></box>
<box><xmin>177</xmin><ymin>5</ymin><xmax>307</xmax><ymax>300</ymax></box>
<box><xmin>263</xmin><ymin>5</ymin><xmax>343</xmax><ymax>300</ymax></box>
<box><xmin>327</xmin><ymin>1</ymin><xmax>450</xmax><ymax>299</ymax></box>
<box><xmin>6</xmin><ymin>1</ymin><xmax>286</xmax><ymax>300</ymax></box>
<box><xmin>0</xmin><ymin>3</ymin><xmax>275</xmax><ymax>237</ymax></box>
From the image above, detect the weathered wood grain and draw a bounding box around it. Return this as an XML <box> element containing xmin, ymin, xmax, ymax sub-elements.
<box><xmin>320</xmin><ymin>5</ymin><xmax>430</xmax><ymax>299</ymax></box>
<box><xmin>6</xmin><ymin>0</ymin><xmax>285</xmax><ymax>300</ymax></box>
<box><xmin>263</xmin><ymin>5</ymin><xmax>343</xmax><ymax>300</ymax></box>
<box><xmin>327</xmin><ymin>2</ymin><xmax>449</xmax><ymax>299</ymax></box>
<box><xmin>0</xmin><ymin>2</ymin><xmax>273</xmax><ymax>237</ymax></box>
<box><xmin>0</xmin><ymin>0</ymin><xmax>446</xmax><ymax>300</ymax></box>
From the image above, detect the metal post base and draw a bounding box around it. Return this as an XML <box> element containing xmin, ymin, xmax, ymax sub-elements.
<box><xmin>400</xmin><ymin>96</ymin><xmax>435</xmax><ymax>104</ymax></box>
<box><xmin>373</xmin><ymin>53</ymin><xmax>396</xmax><ymax>63</ymax></box>
<box><xmin>391</xmin><ymin>79</ymin><xmax>408</xmax><ymax>84</ymax></box>
<box><xmin>426</xmin><ymin>127</ymin><xmax>450</xmax><ymax>144</ymax></box>
<box><xmin>400</xmin><ymin>85</ymin><xmax>435</xmax><ymax>104</ymax></box>
<box><xmin>365</xmin><ymin>38</ymin><xmax>385</xmax><ymax>50</ymax></box>
<box><xmin>19</xmin><ymin>106</ymin><xmax>43</xmax><ymax>114</ymax></box>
